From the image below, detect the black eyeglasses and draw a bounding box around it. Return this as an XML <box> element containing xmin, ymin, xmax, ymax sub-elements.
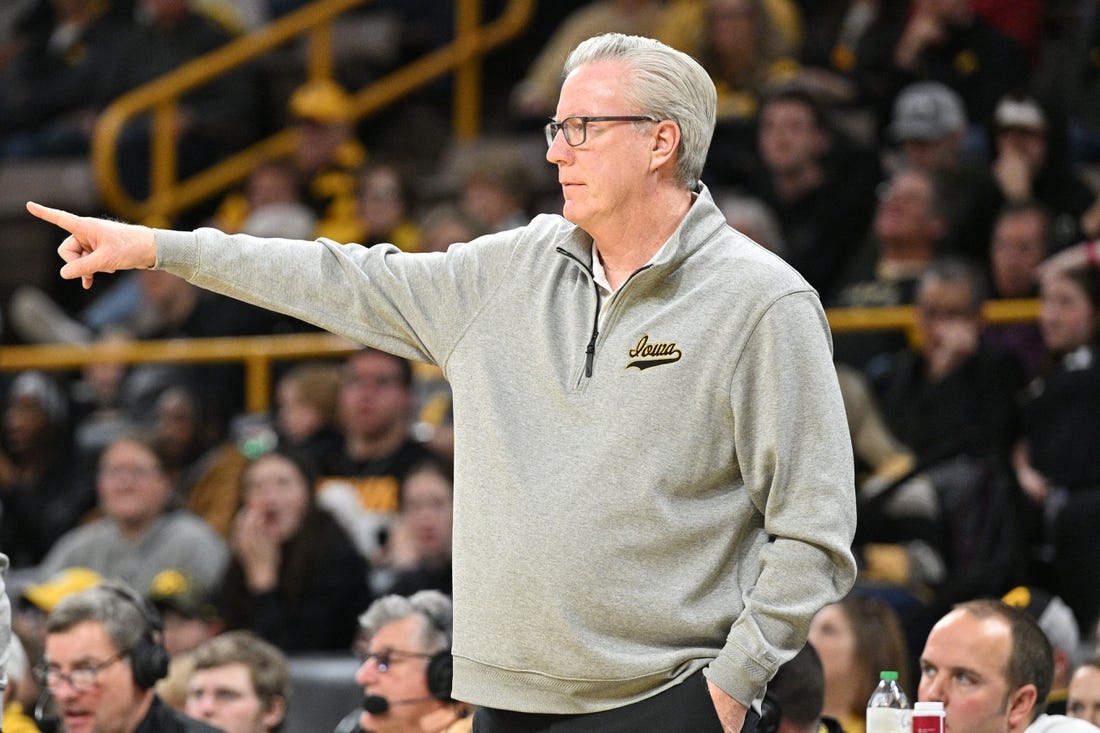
<box><xmin>35</xmin><ymin>651</ymin><xmax>126</xmax><ymax>692</ymax></box>
<box><xmin>356</xmin><ymin>648</ymin><xmax>433</xmax><ymax>673</ymax></box>
<box><xmin>545</xmin><ymin>115</ymin><xmax>661</xmax><ymax>147</ymax></box>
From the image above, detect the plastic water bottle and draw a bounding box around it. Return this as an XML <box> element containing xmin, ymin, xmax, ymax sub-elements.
<box><xmin>866</xmin><ymin>670</ymin><xmax>912</xmax><ymax>733</ymax></box>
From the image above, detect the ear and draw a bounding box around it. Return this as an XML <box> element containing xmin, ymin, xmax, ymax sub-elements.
<box><xmin>1004</xmin><ymin>683</ymin><xmax>1039</xmax><ymax>730</ymax></box>
<box><xmin>262</xmin><ymin>695</ymin><xmax>287</xmax><ymax>729</ymax></box>
<box><xmin>650</xmin><ymin>119</ymin><xmax>681</xmax><ymax>175</ymax></box>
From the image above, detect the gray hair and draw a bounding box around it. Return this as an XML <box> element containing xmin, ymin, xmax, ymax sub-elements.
<box><xmin>46</xmin><ymin>580</ymin><xmax>150</xmax><ymax>656</ymax></box>
<box><xmin>358</xmin><ymin>591</ymin><xmax>452</xmax><ymax>655</ymax></box>
<box><xmin>919</xmin><ymin>255</ymin><xmax>990</xmax><ymax>312</ymax></box>
<box><xmin>564</xmin><ymin>33</ymin><xmax>717</xmax><ymax>190</ymax></box>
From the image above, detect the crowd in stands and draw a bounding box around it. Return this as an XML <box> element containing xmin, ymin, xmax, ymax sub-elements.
<box><xmin>4</xmin><ymin>0</ymin><xmax>1100</xmax><ymax>731</ymax></box>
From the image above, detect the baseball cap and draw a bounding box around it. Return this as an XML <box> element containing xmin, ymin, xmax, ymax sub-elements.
<box><xmin>889</xmin><ymin>81</ymin><xmax>968</xmax><ymax>141</ymax></box>
<box><xmin>288</xmin><ymin>78</ymin><xmax>354</xmax><ymax>124</ymax></box>
<box><xmin>1003</xmin><ymin>585</ymin><xmax>1080</xmax><ymax>655</ymax></box>
<box><xmin>22</xmin><ymin>567</ymin><xmax>104</xmax><ymax>612</ymax></box>
<box><xmin>148</xmin><ymin>569</ymin><xmax>218</xmax><ymax>621</ymax></box>
<box><xmin>994</xmin><ymin>95</ymin><xmax>1046</xmax><ymax>133</ymax></box>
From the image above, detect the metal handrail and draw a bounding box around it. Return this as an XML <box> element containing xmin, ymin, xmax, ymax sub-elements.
<box><xmin>0</xmin><ymin>300</ymin><xmax>1041</xmax><ymax>413</ymax></box>
<box><xmin>92</xmin><ymin>0</ymin><xmax>535</xmax><ymax>225</ymax></box>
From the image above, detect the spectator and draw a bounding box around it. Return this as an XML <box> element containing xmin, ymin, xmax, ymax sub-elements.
<box><xmin>339</xmin><ymin>590</ymin><xmax>471</xmax><ymax>733</ymax></box>
<box><xmin>416</xmin><ymin>203</ymin><xmax>485</xmax><ymax>254</ymax></box>
<box><xmin>759</xmin><ymin>643</ymin><xmax>845</xmax><ymax>733</ymax></box>
<box><xmin>808</xmin><ymin>593</ymin><xmax>911</xmax><ymax>733</ymax></box>
<box><xmin>509</xmin><ymin>0</ymin><xmax>666</xmax><ymax>120</ymax></box>
<box><xmin>209</xmin><ymin>158</ymin><xmax>317</xmax><ymax>240</ymax></box>
<box><xmin>35</xmin><ymin>433</ymin><xmax>229</xmax><ymax>594</ymax></box>
<box><xmin>1012</xmin><ymin>265</ymin><xmax>1100</xmax><ymax>633</ymax></box>
<box><xmin>0</xmin><ymin>0</ymin><xmax>127</xmax><ymax>160</ymax></box>
<box><xmin>988</xmin><ymin>95</ymin><xmax>1100</xmax><ymax>252</ymax></box>
<box><xmin>680</xmin><ymin>0</ymin><xmax>803</xmax><ymax>185</ymax></box>
<box><xmin>1067</xmin><ymin>657</ymin><xmax>1100</xmax><ymax>727</ymax></box>
<box><xmin>219</xmin><ymin>447</ymin><xmax>371</xmax><ymax>652</ymax></box>
<box><xmin>147</xmin><ymin>570</ymin><xmax>224</xmax><ymax>659</ymax></box>
<box><xmin>917</xmin><ymin>599</ymin><xmax>1098</xmax><ymax>733</ymax></box>
<box><xmin>867</xmin><ymin>256</ymin><xmax>1027</xmax><ymax>466</ymax></box>
<box><xmin>854</xmin><ymin>0</ymin><xmax>1029</xmax><ymax>136</ymax></box>
<box><xmin>830</xmin><ymin>166</ymin><xmax>950</xmax><ymax>369</ymax></box>
<box><xmin>272</xmin><ymin>362</ymin><xmax>344</xmax><ymax>463</ymax></box>
<box><xmin>184</xmin><ymin>631</ymin><xmax>290</xmax><ymax>733</ymax></box>
<box><xmin>14</xmin><ymin>567</ymin><xmax>104</xmax><ymax>670</ymax></box>
<box><xmin>316</xmin><ymin>349</ymin><xmax>435</xmax><ymax>561</ymax></box>
<box><xmin>457</xmin><ymin>153</ymin><xmax>532</xmax><ymax>233</ymax></box>
<box><xmin>285</xmin><ymin>78</ymin><xmax>367</xmax><ymax>243</ymax></box>
<box><xmin>146</xmin><ymin>568</ymin><xmax>225</xmax><ymax>712</ymax></box>
<box><xmin>884</xmin><ymin>80</ymin><xmax>1001</xmax><ymax>262</ymax></box>
<box><xmin>0</xmin><ymin>370</ymin><xmax>94</xmax><ymax>569</ymax></box>
<box><xmin>983</xmin><ymin>201</ymin><xmax>1051</xmax><ymax>377</ymax></box>
<box><xmin>1004</xmin><ymin>586</ymin><xmax>1083</xmax><ymax>716</ymax></box>
<box><xmin>377</xmin><ymin>455</ymin><xmax>454</xmax><ymax>598</ymax></box>
<box><xmin>715</xmin><ymin>193</ymin><xmax>787</xmax><ymax>256</ymax></box>
<box><xmin>357</xmin><ymin>162</ymin><xmax>421</xmax><ymax>250</ymax></box>
<box><xmin>746</xmin><ymin>85</ymin><xmax>877</xmax><ymax>299</ymax></box>
<box><xmin>40</xmin><ymin>579</ymin><xmax>221</xmax><ymax>732</ymax></box>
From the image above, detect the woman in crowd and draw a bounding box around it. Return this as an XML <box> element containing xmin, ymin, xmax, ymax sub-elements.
<box><xmin>1012</xmin><ymin>263</ymin><xmax>1100</xmax><ymax>633</ymax></box>
<box><xmin>219</xmin><ymin>447</ymin><xmax>371</xmax><ymax>652</ymax></box>
<box><xmin>807</xmin><ymin>593</ymin><xmax>911</xmax><ymax>733</ymax></box>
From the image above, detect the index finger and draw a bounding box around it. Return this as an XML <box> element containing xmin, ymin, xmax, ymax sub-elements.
<box><xmin>26</xmin><ymin>201</ymin><xmax>84</xmax><ymax>233</ymax></box>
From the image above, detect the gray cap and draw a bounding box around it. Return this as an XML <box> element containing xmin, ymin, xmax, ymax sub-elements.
<box><xmin>889</xmin><ymin>81</ymin><xmax>968</xmax><ymax>141</ymax></box>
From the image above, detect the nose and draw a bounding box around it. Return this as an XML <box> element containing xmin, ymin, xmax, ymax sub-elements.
<box><xmin>355</xmin><ymin>659</ymin><xmax>379</xmax><ymax>688</ymax></box>
<box><xmin>546</xmin><ymin>132</ymin><xmax>571</xmax><ymax>165</ymax></box>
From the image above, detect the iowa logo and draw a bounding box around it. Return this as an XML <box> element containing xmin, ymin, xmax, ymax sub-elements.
<box><xmin>626</xmin><ymin>334</ymin><xmax>682</xmax><ymax>370</ymax></box>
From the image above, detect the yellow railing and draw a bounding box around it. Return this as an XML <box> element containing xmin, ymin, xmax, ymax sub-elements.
<box><xmin>0</xmin><ymin>301</ymin><xmax>1041</xmax><ymax>413</ymax></box>
<box><xmin>92</xmin><ymin>0</ymin><xmax>535</xmax><ymax>225</ymax></box>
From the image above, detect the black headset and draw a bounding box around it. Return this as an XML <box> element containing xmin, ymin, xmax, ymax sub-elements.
<box><xmin>101</xmin><ymin>582</ymin><xmax>171</xmax><ymax>689</ymax></box>
<box><xmin>425</xmin><ymin>649</ymin><xmax>453</xmax><ymax>701</ymax></box>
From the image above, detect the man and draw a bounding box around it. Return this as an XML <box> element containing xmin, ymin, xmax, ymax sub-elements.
<box><xmin>184</xmin><ymin>631</ymin><xmax>290</xmax><ymax>733</ymax></box>
<box><xmin>830</xmin><ymin>166</ymin><xmax>950</xmax><ymax>369</ymax></box>
<box><xmin>27</xmin><ymin>31</ymin><xmax>857</xmax><ymax>732</ymax></box>
<box><xmin>749</xmin><ymin>86</ymin><xmax>877</xmax><ymax>301</ymax></box>
<box><xmin>1067</xmin><ymin>658</ymin><xmax>1100</xmax><ymax>727</ymax></box>
<box><xmin>989</xmin><ymin>95</ymin><xmax>1099</xmax><ymax>252</ymax></box>
<box><xmin>918</xmin><ymin>599</ymin><xmax>1098</xmax><ymax>733</ymax></box>
<box><xmin>759</xmin><ymin>644</ymin><xmax>844</xmax><ymax>733</ymax></box>
<box><xmin>315</xmin><ymin>348</ymin><xmax>435</xmax><ymax>560</ymax></box>
<box><xmin>39</xmin><ymin>579</ymin><xmax>221</xmax><ymax>733</ymax></box>
<box><xmin>885</xmin><ymin>80</ymin><xmax>1001</xmax><ymax>263</ymax></box>
<box><xmin>868</xmin><ymin>256</ymin><xmax>1027</xmax><ymax>466</ymax></box>
<box><xmin>34</xmin><ymin>434</ymin><xmax>229</xmax><ymax>595</ymax></box>
<box><xmin>338</xmin><ymin>591</ymin><xmax>471</xmax><ymax>733</ymax></box>
<box><xmin>983</xmin><ymin>201</ymin><xmax>1050</xmax><ymax>376</ymax></box>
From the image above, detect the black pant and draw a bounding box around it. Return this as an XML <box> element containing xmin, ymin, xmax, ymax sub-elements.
<box><xmin>473</xmin><ymin>670</ymin><xmax>759</xmax><ymax>733</ymax></box>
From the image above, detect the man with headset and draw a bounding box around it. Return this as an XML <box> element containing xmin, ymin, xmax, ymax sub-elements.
<box><xmin>38</xmin><ymin>578</ymin><xmax>222</xmax><ymax>733</ymax></box>
<box><xmin>337</xmin><ymin>590</ymin><xmax>471</xmax><ymax>733</ymax></box>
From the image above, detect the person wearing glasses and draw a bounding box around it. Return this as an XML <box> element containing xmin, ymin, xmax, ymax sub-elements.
<box><xmin>336</xmin><ymin>590</ymin><xmax>470</xmax><ymax>733</ymax></box>
<box><xmin>38</xmin><ymin>580</ymin><xmax>220</xmax><ymax>733</ymax></box>
<box><xmin>27</xmin><ymin>31</ymin><xmax>857</xmax><ymax>733</ymax></box>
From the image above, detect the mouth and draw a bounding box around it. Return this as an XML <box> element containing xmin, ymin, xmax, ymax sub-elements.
<box><xmin>62</xmin><ymin>710</ymin><xmax>93</xmax><ymax>730</ymax></box>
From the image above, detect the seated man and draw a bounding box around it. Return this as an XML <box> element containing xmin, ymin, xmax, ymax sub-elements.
<box><xmin>336</xmin><ymin>590</ymin><xmax>471</xmax><ymax>733</ymax></box>
<box><xmin>917</xmin><ymin>599</ymin><xmax>1099</xmax><ymax>733</ymax></box>
<box><xmin>40</xmin><ymin>578</ymin><xmax>220</xmax><ymax>733</ymax></box>
<box><xmin>184</xmin><ymin>631</ymin><xmax>290</xmax><ymax>733</ymax></box>
<box><xmin>759</xmin><ymin>643</ymin><xmax>844</xmax><ymax>733</ymax></box>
